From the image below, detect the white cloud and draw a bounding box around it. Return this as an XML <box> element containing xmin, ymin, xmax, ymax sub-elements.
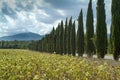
<box><xmin>5</xmin><ymin>15</ymin><xmax>15</xmax><ymax>26</ymax></box>
<box><xmin>36</xmin><ymin>9</ymin><xmax>50</xmax><ymax>19</ymax></box>
<box><xmin>36</xmin><ymin>0</ymin><xmax>51</xmax><ymax>8</ymax></box>
<box><xmin>56</xmin><ymin>9</ymin><xmax>66</xmax><ymax>16</ymax></box>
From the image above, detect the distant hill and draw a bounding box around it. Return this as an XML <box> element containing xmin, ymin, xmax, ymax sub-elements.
<box><xmin>0</xmin><ymin>32</ymin><xmax>43</xmax><ymax>41</ymax></box>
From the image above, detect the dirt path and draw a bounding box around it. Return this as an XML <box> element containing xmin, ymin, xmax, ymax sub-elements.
<box><xmin>83</xmin><ymin>54</ymin><xmax>120</xmax><ymax>60</ymax></box>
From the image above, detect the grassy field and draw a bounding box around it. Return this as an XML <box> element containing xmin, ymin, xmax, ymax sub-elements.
<box><xmin>0</xmin><ymin>49</ymin><xmax>120</xmax><ymax>80</ymax></box>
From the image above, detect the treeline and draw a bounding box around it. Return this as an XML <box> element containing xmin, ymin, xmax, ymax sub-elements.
<box><xmin>29</xmin><ymin>0</ymin><xmax>120</xmax><ymax>61</ymax></box>
<box><xmin>0</xmin><ymin>40</ymin><xmax>30</xmax><ymax>49</ymax></box>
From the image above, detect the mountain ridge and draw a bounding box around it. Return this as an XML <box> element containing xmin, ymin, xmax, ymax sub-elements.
<box><xmin>0</xmin><ymin>32</ymin><xmax>43</xmax><ymax>41</ymax></box>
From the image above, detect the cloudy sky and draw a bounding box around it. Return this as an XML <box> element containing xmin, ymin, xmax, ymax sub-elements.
<box><xmin>0</xmin><ymin>0</ymin><xmax>111</xmax><ymax>37</ymax></box>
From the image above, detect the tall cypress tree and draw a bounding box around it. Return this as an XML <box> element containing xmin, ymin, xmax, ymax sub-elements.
<box><xmin>70</xmin><ymin>21</ymin><xmax>76</xmax><ymax>56</ymax></box>
<box><xmin>59</xmin><ymin>20</ymin><xmax>64</xmax><ymax>55</ymax></box>
<box><xmin>67</xmin><ymin>17</ymin><xmax>72</xmax><ymax>55</ymax></box>
<box><xmin>96</xmin><ymin>0</ymin><xmax>107</xmax><ymax>58</ymax></box>
<box><xmin>51</xmin><ymin>27</ymin><xmax>55</xmax><ymax>52</ymax></box>
<box><xmin>63</xmin><ymin>18</ymin><xmax>68</xmax><ymax>55</ymax></box>
<box><xmin>56</xmin><ymin>24</ymin><xmax>60</xmax><ymax>54</ymax></box>
<box><xmin>111</xmin><ymin>0</ymin><xmax>120</xmax><ymax>60</ymax></box>
<box><xmin>86</xmin><ymin>0</ymin><xmax>95</xmax><ymax>57</ymax></box>
<box><xmin>77</xmin><ymin>9</ymin><xmax>84</xmax><ymax>56</ymax></box>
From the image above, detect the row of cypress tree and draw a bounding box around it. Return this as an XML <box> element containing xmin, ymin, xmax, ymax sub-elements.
<box><xmin>29</xmin><ymin>0</ymin><xmax>120</xmax><ymax>61</ymax></box>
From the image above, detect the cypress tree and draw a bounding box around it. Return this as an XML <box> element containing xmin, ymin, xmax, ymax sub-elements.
<box><xmin>63</xmin><ymin>18</ymin><xmax>68</xmax><ymax>55</ymax></box>
<box><xmin>49</xmin><ymin>32</ymin><xmax>52</xmax><ymax>53</ymax></box>
<box><xmin>41</xmin><ymin>39</ymin><xmax>44</xmax><ymax>52</ymax></box>
<box><xmin>41</xmin><ymin>38</ymin><xmax>44</xmax><ymax>52</ymax></box>
<box><xmin>86</xmin><ymin>0</ymin><xmax>95</xmax><ymax>57</ymax></box>
<box><xmin>45</xmin><ymin>34</ymin><xmax>49</xmax><ymax>52</ymax></box>
<box><xmin>53</xmin><ymin>27</ymin><xmax>56</xmax><ymax>53</ymax></box>
<box><xmin>70</xmin><ymin>21</ymin><xmax>76</xmax><ymax>56</ymax></box>
<box><xmin>59</xmin><ymin>20</ymin><xmax>64</xmax><ymax>55</ymax></box>
<box><xmin>96</xmin><ymin>0</ymin><xmax>107</xmax><ymax>58</ymax></box>
<box><xmin>67</xmin><ymin>17</ymin><xmax>72</xmax><ymax>55</ymax></box>
<box><xmin>56</xmin><ymin>24</ymin><xmax>60</xmax><ymax>54</ymax></box>
<box><xmin>51</xmin><ymin>27</ymin><xmax>55</xmax><ymax>52</ymax></box>
<box><xmin>77</xmin><ymin>9</ymin><xmax>84</xmax><ymax>56</ymax></box>
<box><xmin>109</xmin><ymin>26</ymin><xmax>112</xmax><ymax>54</ymax></box>
<box><xmin>111</xmin><ymin>0</ymin><xmax>120</xmax><ymax>60</ymax></box>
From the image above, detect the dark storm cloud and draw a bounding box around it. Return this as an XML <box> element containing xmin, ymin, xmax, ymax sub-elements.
<box><xmin>1</xmin><ymin>2</ymin><xmax>17</xmax><ymax>19</ymax></box>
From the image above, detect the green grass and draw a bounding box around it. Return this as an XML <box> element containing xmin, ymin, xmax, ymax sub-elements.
<box><xmin>0</xmin><ymin>49</ymin><xmax>120</xmax><ymax>80</ymax></box>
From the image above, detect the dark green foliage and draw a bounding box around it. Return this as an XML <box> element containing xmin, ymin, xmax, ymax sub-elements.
<box><xmin>86</xmin><ymin>0</ymin><xmax>95</xmax><ymax>57</ymax></box>
<box><xmin>52</xmin><ymin>27</ymin><xmax>56</xmax><ymax>52</ymax></box>
<box><xmin>67</xmin><ymin>17</ymin><xmax>72</xmax><ymax>55</ymax></box>
<box><xmin>96</xmin><ymin>0</ymin><xmax>107</xmax><ymax>58</ymax></box>
<box><xmin>70</xmin><ymin>21</ymin><xmax>76</xmax><ymax>56</ymax></box>
<box><xmin>63</xmin><ymin>18</ymin><xmax>68</xmax><ymax>55</ymax></box>
<box><xmin>48</xmin><ymin>27</ymin><xmax>56</xmax><ymax>53</ymax></box>
<box><xmin>0</xmin><ymin>40</ymin><xmax>30</xmax><ymax>49</ymax></box>
<box><xmin>59</xmin><ymin>21</ymin><xmax>64</xmax><ymax>55</ymax></box>
<box><xmin>29</xmin><ymin>40</ymin><xmax>37</xmax><ymax>50</ymax></box>
<box><xmin>56</xmin><ymin>24</ymin><xmax>60</xmax><ymax>54</ymax></box>
<box><xmin>111</xmin><ymin>0</ymin><xmax>120</xmax><ymax>60</ymax></box>
<box><xmin>77</xmin><ymin>9</ymin><xmax>84</xmax><ymax>56</ymax></box>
